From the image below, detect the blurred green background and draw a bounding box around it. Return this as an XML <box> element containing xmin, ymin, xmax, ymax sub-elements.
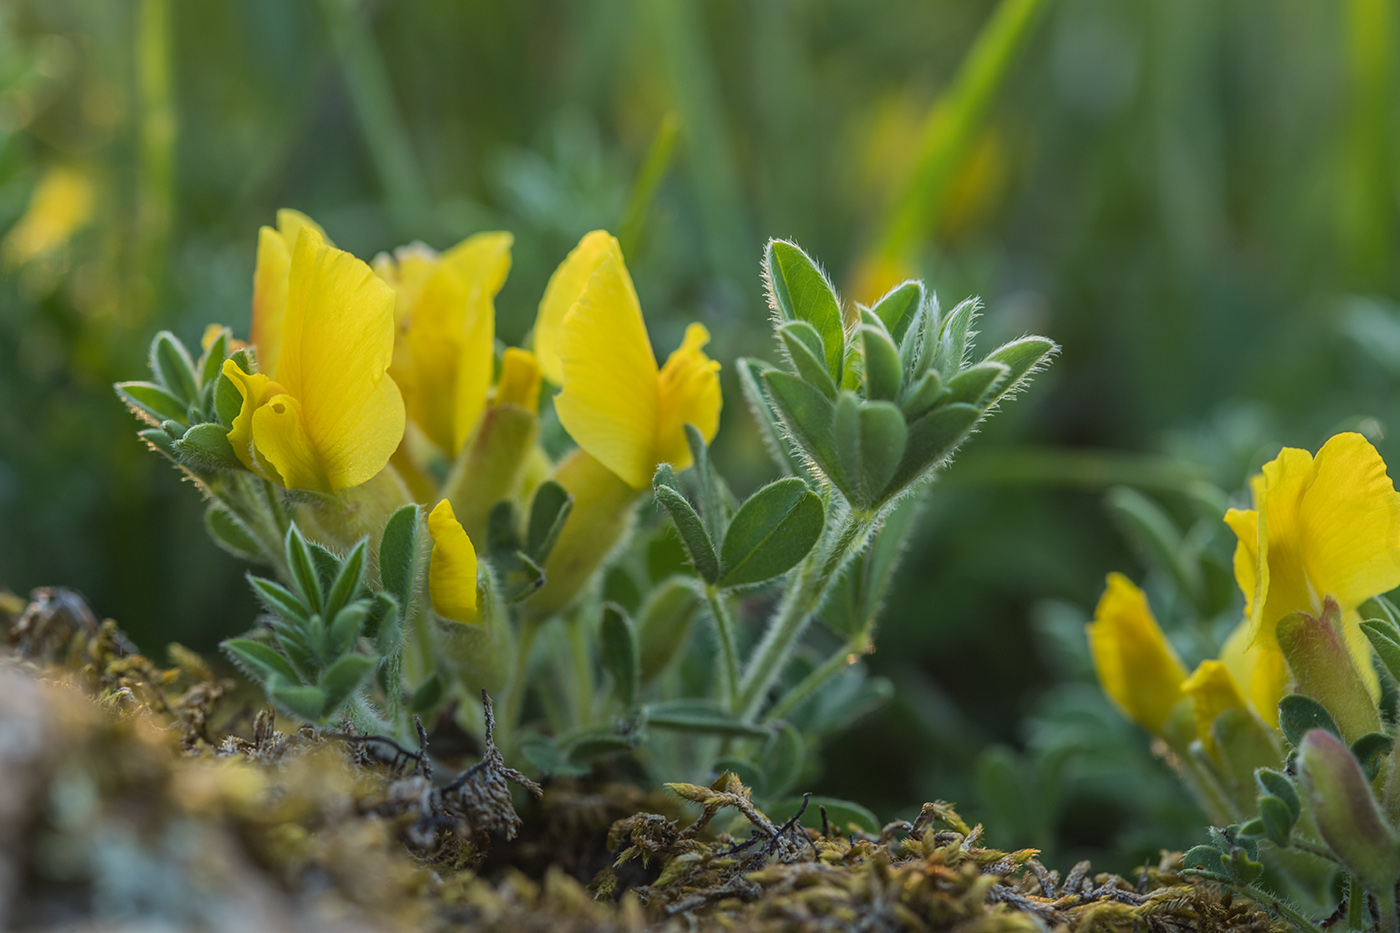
<box><xmin>4</xmin><ymin>0</ymin><xmax>1400</xmax><ymax>871</ymax></box>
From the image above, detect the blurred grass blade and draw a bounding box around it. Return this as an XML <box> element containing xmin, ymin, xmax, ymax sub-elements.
<box><xmin>875</xmin><ymin>0</ymin><xmax>1051</xmax><ymax>263</ymax></box>
<box><xmin>317</xmin><ymin>0</ymin><xmax>433</xmax><ymax>239</ymax></box>
<box><xmin>619</xmin><ymin>113</ymin><xmax>680</xmax><ymax>258</ymax></box>
<box><xmin>1341</xmin><ymin>0</ymin><xmax>1394</xmax><ymax>283</ymax></box>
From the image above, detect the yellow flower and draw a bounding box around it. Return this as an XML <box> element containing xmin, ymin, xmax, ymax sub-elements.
<box><xmin>534</xmin><ymin>230</ymin><xmax>722</xmax><ymax>489</ymax></box>
<box><xmin>1223</xmin><ymin>432</ymin><xmax>1396</xmax><ymax>721</ymax></box>
<box><xmin>375</xmin><ymin>233</ymin><xmax>513</xmax><ymax>456</ymax></box>
<box><xmin>1086</xmin><ymin>573</ymin><xmax>1188</xmax><ymax>736</ymax></box>
<box><xmin>495</xmin><ymin>347</ymin><xmax>542</xmax><ymax>412</ymax></box>
<box><xmin>428</xmin><ymin>499</ymin><xmax>478</xmax><ymax>624</ymax></box>
<box><xmin>3</xmin><ymin>165</ymin><xmax>96</xmax><ymax>268</ymax></box>
<box><xmin>223</xmin><ymin>224</ymin><xmax>404</xmax><ymax>493</ymax></box>
<box><xmin>1181</xmin><ymin>659</ymin><xmax>1250</xmax><ymax>756</ymax></box>
<box><xmin>250</xmin><ymin>209</ymin><xmax>328</xmax><ymax>378</ymax></box>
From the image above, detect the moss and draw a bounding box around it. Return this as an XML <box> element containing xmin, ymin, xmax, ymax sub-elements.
<box><xmin>0</xmin><ymin>588</ymin><xmax>1288</xmax><ymax>932</ymax></box>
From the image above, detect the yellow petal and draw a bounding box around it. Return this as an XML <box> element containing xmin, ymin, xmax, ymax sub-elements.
<box><xmin>250</xmin><ymin>392</ymin><xmax>328</xmax><ymax>493</ymax></box>
<box><xmin>251</xmin><ymin>226</ymin><xmax>291</xmax><ymax>376</ymax></box>
<box><xmin>1298</xmin><ymin>433</ymin><xmax>1400</xmax><ymax>611</ymax></box>
<box><xmin>534</xmin><ymin>230</ymin><xmax>621</xmax><ymax>385</ymax></box>
<box><xmin>446</xmin><ymin>233</ymin><xmax>511</xmax><ymax>454</ymax></box>
<box><xmin>1182</xmin><ymin>659</ymin><xmax>1249</xmax><ymax>756</ymax></box>
<box><xmin>1220</xmin><ymin>618</ymin><xmax>1289</xmax><ymax>728</ymax></box>
<box><xmin>553</xmin><ymin>252</ymin><xmax>660</xmax><ymax>489</ymax></box>
<box><xmin>496</xmin><ymin>347</ymin><xmax>542</xmax><ymax>412</ymax></box>
<box><xmin>428</xmin><ymin>499</ymin><xmax>479</xmax><ymax>624</ymax></box>
<box><xmin>276</xmin><ymin>225</ymin><xmax>405</xmax><ymax>490</ymax></box>
<box><xmin>275</xmin><ymin>208</ymin><xmax>328</xmax><ymax>248</ymax></box>
<box><xmin>655</xmin><ymin>322</ymin><xmax>722</xmax><ymax>471</ymax></box>
<box><xmin>1223</xmin><ymin>507</ymin><xmax>1259</xmax><ymax>620</ymax></box>
<box><xmin>1086</xmin><ymin>573</ymin><xmax>1187</xmax><ymax>735</ymax></box>
<box><xmin>221</xmin><ymin>358</ymin><xmax>283</xmax><ymax>477</ymax></box>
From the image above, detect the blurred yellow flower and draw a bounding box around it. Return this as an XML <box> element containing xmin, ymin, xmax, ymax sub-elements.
<box><xmin>1223</xmin><ymin>432</ymin><xmax>1395</xmax><ymax>721</ymax></box>
<box><xmin>1087</xmin><ymin>572</ymin><xmax>1187</xmax><ymax>736</ymax></box>
<box><xmin>374</xmin><ymin>233</ymin><xmax>513</xmax><ymax>456</ymax></box>
<box><xmin>495</xmin><ymin>347</ymin><xmax>542</xmax><ymax>412</ymax></box>
<box><xmin>223</xmin><ymin>224</ymin><xmax>404</xmax><ymax>493</ymax></box>
<box><xmin>428</xmin><ymin>499</ymin><xmax>478</xmax><ymax>624</ymax></box>
<box><xmin>535</xmin><ymin>230</ymin><xmax>722</xmax><ymax>489</ymax></box>
<box><xmin>3</xmin><ymin>166</ymin><xmax>95</xmax><ymax>268</ymax></box>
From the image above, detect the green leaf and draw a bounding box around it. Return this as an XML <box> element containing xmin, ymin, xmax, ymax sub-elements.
<box><xmin>900</xmin><ymin>370</ymin><xmax>946</xmax><ymax>422</ymax></box>
<box><xmin>637</xmin><ymin>578</ymin><xmax>701</xmax><ymax>684</ymax></box>
<box><xmin>1256</xmin><ymin>795</ymin><xmax>1295</xmax><ymax>846</ymax></box>
<box><xmin>248</xmin><ymin>575</ymin><xmax>309</xmax><ymax>626</ymax></box>
<box><xmin>1255</xmin><ymin>768</ymin><xmax>1300</xmax><ymax>821</ymax></box>
<box><xmin>983</xmin><ymin>336</ymin><xmax>1057</xmax><ymax>404</ymax></box>
<box><xmin>139</xmin><ymin>428</ymin><xmax>178</xmax><ymax>459</ymax></box>
<box><xmin>205</xmin><ymin>505</ymin><xmax>266</xmax><ymax>563</ymax></box>
<box><xmin>719</xmin><ymin>477</ymin><xmax>823</xmax><ymax>587</ymax></box>
<box><xmin>325</xmin><ymin>541</ymin><xmax>368</xmax><ymax>619</ymax></box>
<box><xmin>222</xmin><ymin>638</ymin><xmax>301</xmax><ymax>686</ymax></box>
<box><xmin>890</xmin><ymin>402</ymin><xmax>981</xmax><ymax>491</ymax></box>
<box><xmin>861</xmin><ymin>326</ymin><xmax>902</xmax><ymax>402</ymax></box>
<box><xmin>932</xmin><ymin>298</ymin><xmax>977</xmax><ymax>379</ymax></box>
<box><xmin>197</xmin><ymin>326</ymin><xmax>230</xmax><ymax>389</ymax></box>
<box><xmin>379</xmin><ymin>505</ymin><xmax>421</xmax><ymax>611</ymax></box>
<box><xmin>116</xmin><ymin>381</ymin><xmax>189</xmax><ymax>424</ymax></box>
<box><xmin>684</xmin><ymin>422</ymin><xmax>729</xmax><ymax>543</ymax></box>
<box><xmin>409</xmin><ymin>673</ymin><xmax>443</xmax><ymax>713</ymax></box>
<box><xmin>150</xmin><ymin>331</ymin><xmax>200</xmax><ymax>404</ymax></box>
<box><xmin>563</xmin><ymin>730</ymin><xmax>637</xmax><ymax>762</ymax></box>
<box><xmin>1278</xmin><ymin>693</ymin><xmax>1342</xmax><ymax>747</ymax></box>
<box><xmin>600</xmin><ymin>603</ymin><xmax>640</xmax><ymax>708</ymax></box>
<box><xmin>269</xmin><ymin>678</ymin><xmax>326</xmax><ymax>721</ymax></box>
<box><xmin>319</xmin><ymin>654</ymin><xmax>375</xmax><ymax>714</ymax></box>
<box><xmin>779</xmin><ymin>321</ymin><xmax>837</xmax><ymax>399</ymax></box>
<box><xmin>945</xmin><ymin>360</ymin><xmax>1007</xmax><ymax>406</ymax></box>
<box><xmin>762</xmin><ymin>723</ymin><xmax>805</xmax><ymax>798</ymax></box>
<box><xmin>1352</xmin><ymin>732</ymin><xmax>1394</xmax><ymax>781</ymax></box>
<box><xmin>174</xmin><ymin>422</ymin><xmax>241</xmax><ymax>471</ymax></box>
<box><xmin>824</xmin><ymin>494</ymin><xmax>921</xmax><ymax>637</ymax></box>
<box><xmin>898</xmin><ymin>301</ymin><xmax>938</xmax><ymax>383</ymax></box>
<box><xmin>327</xmin><ymin>601</ymin><xmax>369</xmax><ymax>659</ymax></box>
<box><xmin>653</xmin><ymin>483</ymin><xmax>720</xmax><ymax>584</ymax></box>
<box><xmin>646</xmin><ymin>700</ymin><xmax>770</xmax><ymax>738</ymax></box>
<box><xmin>214</xmin><ymin>371</ymin><xmax>243</xmax><ymax>426</ymax></box>
<box><xmin>763</xmin><ymin>370</ymin><xmax>840</xmax><ymax>478</ymax></box>
<box><xmin>284</xmin><ymin>526</ymin><xmax>324</xmax><ymax>613</ymax></box>
<box><xmin>1181</xmin><ymin>845</ymin><xmax>1227</xmax><ymax>880</ymax></box>
<box><xmin>526</xmin><ymin>480</ymin><xmax>572</xmax><ymax>563</ymax></box>
<box><xmin>776</xmin><ymin>796</ymin><xmax>880</xmax><ymax>836</ymax></box>
<box><xmin>765</xmin><ymin>240</ymin><xmax>845</xmax><ymax>384</ymax></box>
<box><xmin>1360</xmin><ymin>595</ymin><xmax>1400</xmax><ymax>634</ymax></box>
<box><xmin>372</xmin><ymin>591</ymin><xmax>403</xmax><ymax>660</ymax></box>
<box><xmin>1362</xmin><ymin>620</ymin><xmax>1400</xmax><ymax>682</ymax></box>
<box><xmin>520</xmin><ymin>739</ymin><xmax>591</xmax><ymax>777</ymax></box>
<box><xmin>737</xmin><ymin>358</ymin><xmax>803</xmax><ymax>476</ymax></box>
<box><xmin>835</xmin><ymin>394</ymin><xmax>908</xmax><ymax>505</ymax></box>
<box><xmin>869</xmin><ymin>280</ymin><xmax>924</xmax><ymax>344</ymax></box>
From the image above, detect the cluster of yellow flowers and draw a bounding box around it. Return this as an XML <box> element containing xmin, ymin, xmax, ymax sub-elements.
<box><xmin>1089</xmin><ymin>432</ymin><xmax>1400</xmax><ymax>759</ymax></box>
<box><xmin>219</xmin><ymin>210</ymin><xmax>721</xmax><ymax>626</ymax></box>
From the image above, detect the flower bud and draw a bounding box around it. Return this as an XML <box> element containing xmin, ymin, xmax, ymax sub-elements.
<box><xmin>1276</xmin><ymin>598</ymin><xmax>1381</xmax><ymax>744</ymax></box>
<box><xmin>1298</xmin><ymin>728</ymin><xmax>1400</xmax><ymax>895</ymax></box>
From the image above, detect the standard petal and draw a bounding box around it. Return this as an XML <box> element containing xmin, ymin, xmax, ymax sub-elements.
<box><xmin>250</xmin><ymin>392</ymin><xmax>328</xmax><ymax>492</ymax></box>
<box><xmin>428</xmin><ymin>499</ymin><xmax>479</xmax><ymax>624</ymax></box>
<box><xmin>1220</xmin><ymin>618</ymin><xmax>1289</xmax><ymax>728</ymax></box>
<box><xmin>553</xmin><ymin>253</ymin><xmax>660</xmax><ymax>488</ymax></box>
<box><xmin>1223</xmin><ymin>507</ymin><xmax>1258</xmax><ymax>619</ymax></box>
<box><xmin>655</xmin><ymin>322</ymin><xmax>722</xmax><ymax>472</ymax></box>
<box><xmin>1086</xmin><ymin>573</ymin><xmax>1187</xmax><ymax>735</ymax></box>
<box><xmin>277</xmin><ymin>225</ymin><xmax>404</xmax><ymax>490</ymax></box>
<box><xmin>1299</xmin><ymin>432</ymin><xmax>1400</xmax><ymax>611</ymax></box>
<box><xmin>1251</xmin><ymin>446</ymin><xmax>1320</xmax><ymax>642</ymax></box>
<box><xmin>534</xmin><ymin>230</ymin><xmax>622</xmax><ymax>385</ymax></box>
<box><xmin>250</xmin><ymin>226</ymin><xmax>291</xmax><ymax>376</ymax></box>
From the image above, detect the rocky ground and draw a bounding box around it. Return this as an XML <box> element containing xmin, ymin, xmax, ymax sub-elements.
<box><xmin>0</xmin><ymin>588</ymin><xmax>1287</xmax><ymax>932</ymax></box>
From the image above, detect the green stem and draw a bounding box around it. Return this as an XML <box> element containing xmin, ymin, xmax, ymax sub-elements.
<box><xmin>736</xmin><ymin>510</ymin><xmax>874</xmax><ymax>720</ymax></box>
<box><xmin>763</xmin><ymin>627</ymin><xmax>871</xmax><ymax>725</ymax></box>
<box><xmin>567</xmin><ymin>613</ymin><xmax>595</xmax><ymax>725</ymax></box>
<box><xmin>1347</xmin><ymin>875</ymin><xmax>1366</xmax><ymax>931</ymax></box>
<box><xmin>499</xmin><ymin>615</ymin><xmax>544</xmax><ymax>757</ymax></box>
<box><xmin>703</xmin><ymin>583</ymin><xmax>741</xmax><ymax>711</ymax></box>
<box><xmin>1378</xmin><ymin>888</ymin><xmax>1399</xmax><ymax>933</ymax></box>
<box><xmin>1238</xmin><ymin>885</ymin><xmax>1326</xmax><ymax>933</ymax></box>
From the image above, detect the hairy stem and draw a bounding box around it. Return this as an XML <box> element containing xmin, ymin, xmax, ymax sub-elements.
<box><xmin>737</xmin><ymin>509</ymin><xmax>875</xmax><ymax>720</ymax></box>
<box><xmin>703</xmin><ymin>583</ymin><xmax>741</xmax><ymax>712</ymax></box>
<box><xmin>1238</xmin><ymin>885</ymin><xmax>1325</xmax><ymax>933</ymax></box>
<box><xmin>763</xmin><ymin>626</ymin><xmax>872</xmax><ymax>725</ymax></box>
